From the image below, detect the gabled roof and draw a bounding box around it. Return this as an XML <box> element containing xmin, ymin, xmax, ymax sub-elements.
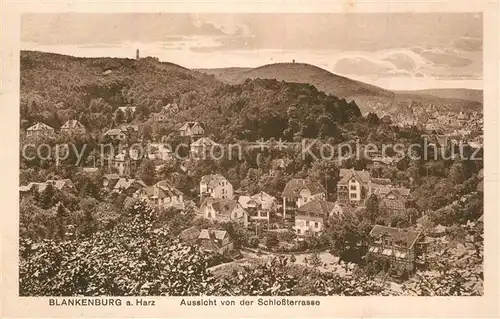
<box><xmin>179</xmin><ymin>226</ymin><xmax>201</xmax><ymax>243</ymax></box>
<box><xmin>154</xmin><ymin>180</ymin><xmax>183</xmax><ymax>198</ymax></box>
<box><xmin>201</xmin><ymin>174</ymin><xmax>229</xmax><ymax>189</ymax></box>
<box><xmin>103</xmin><ymin>173</ymin><xmax>120</xmax><ymax>181</ymax></box>
<box><xmin>191</xmin><ymin>137</ymin><xmax>217</xmax><ymax>147</ymax></box>
<box><xmin>113</xmin><ymin>178</ymin><xmax>146</xmax><ymax>191</ymax></box>
<box><xmin>369</xmin><ymin>225</ymin><xmax>421</xmax><ymax>249</ymax></box>
<box><xmin>238</xmin><ymin>192</ymin><xmax>277</xmax><ymax>210</ymax></box>
<box><xmin>26</xmin><ymin>122</ymin><xmax>54</xmax><ymax>131</ymax></box>
<box><xmin>282</xmin><ymin>179</ymin><xmax>325</xmax><ymax>198</ymax></box>
<box><xmin>117</xmin><ymin>106</ymin><xmax>137</xmax><ymax>113</ymax></box>
<box><xmin>103</xmin><ymin>128</ymin><xmax>123</xmax><ymax>136</ymax></box>
<box><xmin>373</xmin><ymin>187</ymin><xmax>411</xmax><ymax>198</ymax></box>
<box><xmin>179</xmin><ymin>121</ymin><xmax>202</xmax><ymax>131</ymax></box>
<box><xmin>197</xmin><ymin>229</ymin><xmax>230</xmax><ymax>251</ymax></box>
<box><xmin>201</xmin><ymin>198</ymin><xmax>241</xmax><ymax>217</ymax></box>
<box><xmin>338</xmin><ymin>169</ymin><xmax>371</xmax><ymax>185</ymax></box>
<box><xmin>46</xmin><ymin>179</ymin><xmax>74</xmax><ymax>190</ymax></box>
<box><xmin>61</xmin><ymin>120</ymin><xmax>85</xmax><ymax>129</ymax></box>
<box><xmin>296</xmin><ymin>199</ymin><xmax>336</xmax><ymax>216</ymax></box>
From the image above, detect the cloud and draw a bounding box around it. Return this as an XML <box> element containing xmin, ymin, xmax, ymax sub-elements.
<box><xmin>420</xmin><ymin>49</ymin><xmax>473</xmax><ymax>67</ymax></box>
<box><xmin>383</xmin><ymin>52</ymin><xmax>417</xmax><ymax>72</ymax></box>
<box><xmin>334</xmin><ymin>57</ymin><xmax>395</xmax><ymax>77</ymax></box>
<box><xmin>451</xmin><ymin>37</ymin><xmax>482</xmax><ymax>51</ymax></box>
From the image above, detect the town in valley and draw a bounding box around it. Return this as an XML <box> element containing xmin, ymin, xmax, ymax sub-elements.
<box><xmin>19</xmin><ymin>13</ymin><xmax>484</xmax><ymax>297</ymax></box>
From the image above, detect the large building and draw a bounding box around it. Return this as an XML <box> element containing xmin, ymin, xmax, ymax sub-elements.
<box><xmin>137</xmin><ymin>180</ymin><xmax>184</xmax><ymax>210</ymax></box>
<box><xmin>337</xmin><ymin>169</ymin><xmax>372</xmax><ymax>206</ymax></box>
<box><xmin>200</xmin><ymin>197</ymin><xmax>249</xmax><ymax>228</ymax></box>
<box><xmin>366</xmin><ymin>225</ymin><xmax>422</xmax><ymax>273</ymax></box>
<box><xmin>238</xmin><ymin>191</ymin><xmax>278</xmax><ymax>223</ymax></box>
<box><xmin>200</xmin><ymin>174</ymin><xmax>233</xmax><ymax>201</ymax></box>
<box><xmin>179</xmin><ymin>122</ymin><xmax>204</xmax><ymax>139</ymax></box>
<box><xmin>293</xmin><ymin>199</ymin><xmax>336</xmax><ymax>235</ymax></box>
<box><xmin>60</xmin><ymin>120</ymin><xmax>86</xmax><ymax>134</ymax></box>
<box><xmin>373</xmin><ymin>187</ymin><xmax>413</xmax><ymax>214</ymax></box>
<box><xmin>26</xmin><ymin>122</ymin><xmax>54</xmax><ymax>137</ymax></box>
<box><xmin>282</xmin><ymin>179</ymin><xmax>326</xmax><ymax>220</ymax></box>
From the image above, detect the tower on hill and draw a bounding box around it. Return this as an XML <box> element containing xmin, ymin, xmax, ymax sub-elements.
<box><xmin>136</xmin><ymin>49</ymin><xmax>140</xmax><ymax>60</ymax></box>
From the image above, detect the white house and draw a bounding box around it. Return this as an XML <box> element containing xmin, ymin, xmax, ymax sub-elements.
<box><xmin>60</xmin><ymin>120</ymin><xmax>86</xmax><ymax>134</ymax></box>
<box><xmin>26</xmin><ymin>122</ymin><xmax>55</xmax><ymax>137</ymax></box>
<box><xmin>190</xmin><ymin>137</ymin><xmax>220</xmax><ymax>159</ymax></box>
<box><xmin>200</xmin><ymin>174</ymin><xmax>233</xmax><ymax>201</ymax></box>
<box><xmin>179</xmin><ymin>121</ymin><xmax>204</xmax><ymax>138</ymax></box>
<box><xmin>282</xmin><ymin>179</ymin><xmax>326</xmax><ymax>219</ymax></box>
<box><xmin>238</xmin><ymin>191</ymin><xmax>278</xmax><ymax>223</ymax></box>
<box><xmin>138</xmin><ymin>180</ymin><xmax>185</xmax><ymax>210</ymax></box>
<box><xmin>199</xmin><ymin>197</ymin><xmax>248</xmax><ymax>228</ymax></box>
<box><xmin>293</xmin><ymin>199</ymin><xmax>336</xmax><ymax>235</ymax></box>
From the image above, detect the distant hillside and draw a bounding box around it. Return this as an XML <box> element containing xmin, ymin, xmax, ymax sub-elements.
<box><xmin>397</xmin><ymin>88</ymin><xmax>483</xmax><ymax>104</ymax></box>
<box><xmin>198</xmin><ymin>63</ymin><xmax>483</xmax><ymax>116</ymax></box>
<box><xmin>197</xmin><ymin>63</ymin><xmax>395</xmax><ymax>112</ymax></box>
<box><xmin>20</xmin><ymin>51</ymin><xmax>365</xmax><ymax>141</ymax></box>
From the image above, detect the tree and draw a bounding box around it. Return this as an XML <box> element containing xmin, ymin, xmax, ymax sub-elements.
<box><xmin>309</xmin><ymin>159</ymin><xmax>340</xmax><ymax>198</ymax></box>
<box><xmin>365</xmin><ymin>194</ymin><xmax>379</xmax><ymax>223</ymax></box>
<box><xmin>265</xmin><ymin>232</ymin><xmax>279</xmax><ymax>250</ymax></box>
<box><xmin>308</xmin><ymin>251</ymin><xmax>323</xmax><ymax>269</ymax></box>
<box><xmin>136</xmin><ymin>159</ymin><xmax>156</xmax><ymax>186</ymax></box>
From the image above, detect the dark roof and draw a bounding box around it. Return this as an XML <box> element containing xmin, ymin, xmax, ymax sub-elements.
<box><xmin>282</xmin><ymin>179</ymin><xmax>325</xmax><ymax>198</ymax></box>
<box><xmin>369</xmin><ymin>225</ymin><xmax>421</xmax><ymax>249</ymax></box>
<box><xmin>153</xmin><ymin>180</ymin><xmax>183</xmax><ymax>198</ymax></box>
<box><xmin>338</xmin><ymin>169</ymin><xmax>371</xmax><ymax>185</ymax></box>
<box><xmin>297</xmin><ymin>199</ymin><xmax>336</xmax><ymax>216</ymax></box>
<box><xmin>373</xmin><ymin>187</ymin><xmax>411</xmax><ymax>198</ymax></box>
<box><xmin>179</xmin><ymin>226</ymin><xmax>201</xmax><ymax>244</ymax></box>
<box><xmin>201</xmin><ymin>198</ymin><xmax>240</xmax><ymax>217</ymax></box>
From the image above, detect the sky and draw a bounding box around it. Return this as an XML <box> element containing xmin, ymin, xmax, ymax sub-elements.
<box><xmin>21</xmin><ymin>13</ymin><xmax>483</xmax><ymax>91</ymax></box>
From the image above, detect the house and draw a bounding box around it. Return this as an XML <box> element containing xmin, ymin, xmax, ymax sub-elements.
<box><xmin>112</xmin><ymin>178</ymin><xmax>146</xmax><ymax>195</ymax></box>
<box><xmin>26</xmin><ymin>122</ymin><xmax>55</xmax><ymax>137</ymax></box>
<box><xmin>103</xmin><ymin>125</ymin><xmax>139</xmax><ymax>142</ymax></box>
<box><xmin>200</xmin><ymin>197</ymin><xmax>249</xmax><ymax>228</ymax></box>
<box><xmin>152</xmin><ymin>103</ymin><xmax>179</xmax><ymax>122</ymax></box>
<box><xmin>293</xmin><ymin>199</ymin><xmax>336</xmax><ymax>235</ymax></box>
<box><xmin>178</xmin><ymin>226</ymin><xmax>201</xmax><ymax>245</ymax></box>
<box><xmin>337</xmin><ymin>169</ymin><xmax>372</xmax><ymax>206</ymax></box>
<box><xmin>366</xmin><ymin>225</ymin><xmax>422</xmax><ymax>272</ymax></box>
<box><xmin>120</xmin><ymin>124</ymin><xmax>140</xmax><ymax>140</ymax></box>
<box><xmin>200</xmin><ymin>174</ymin><xmax>233</xmax><ymax>201</ymax></box>
<box><xmin>113</xmin><ymin>153</ymin><xmax>131</xmax><ymax>176</ymax></box>
<box><xmin>282</xmin><ymin>179</ymin><xmax>326</xmax><ymax>220</ymax></box>
<box><xmin>20</xmin><ymin>179</ymin><xmax>76</xmax><ymax>197</ymax></box>
<box><xmin>138</xmin><ymin>180</ymin><xmax>184</xmax><ymax>210</ymax></box>
<box><xmin>116</xmin><ymin>106</ymin><xmax>137</xmax><ymax>116</ymax></box>
<box><xmin>197</xmin><ymin>229</ymin><xmax>234</xmax><ymax>254</ymax></box>
<box><xmin>179</xmin><ymin>122</ymin><xmax>204</xmax><ymax>139</ymax></box>
<box><xmin>238</xmin><ymin>191</ymin><xmax>278</xmax><ymax>223</ymax></box>
<box><xmin>190</xmin><ymin>137</ymin><xmax>220</xmax><ymax>159</ymax></box>
<box><xmin>373</xmin><ymin>187</ymin><xmax>412</xmax><ymax>214</ymax></box>
<box><xmin>102</xmin><ymin>173</ymin><xmax>121</xmax><ymax>190</ymax></box>
<box><xmin>103</xmin><ymin>128</ymin><xmax>127</xmax><ymax>141</ymax></box>
<box><xmin>60</xmin><ymin>120</ymin><xmax>86</xmax><ymax>134</ymax></box>
<box><xmin>147</xmin><ymin>143</ymin><xmax>173</xmax><ymax>161</ymax></box>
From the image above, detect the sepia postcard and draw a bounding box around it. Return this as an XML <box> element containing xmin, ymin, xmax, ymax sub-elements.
<box><xmin>1</xmin><ymin>0</ymin><xmax>499</xmax><ymax>318</ymax></box>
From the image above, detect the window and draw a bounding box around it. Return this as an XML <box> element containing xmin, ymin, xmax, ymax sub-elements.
<box><xmin>350</xmin><ymin>185</ymin><xmax>357</xmax><ymax>190</ymax></box>
<box><xmin>350</xmin><ymin>193</ymin><xmax>357</xmax><ymax>199</ymax></box>
<box><xmin>306</xmin><ymin>221</ymin><xmax>310</xmax><ymax>226</ymax></box>
<box><xmin>260</xmin><ymin>211</ymin><xmax>268</xmax><ymax>217</ymax></box>
<box><xmin>315</xmin><ymin>222</ymin><xmax>319</xmax><ymax>228</ymax></box>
